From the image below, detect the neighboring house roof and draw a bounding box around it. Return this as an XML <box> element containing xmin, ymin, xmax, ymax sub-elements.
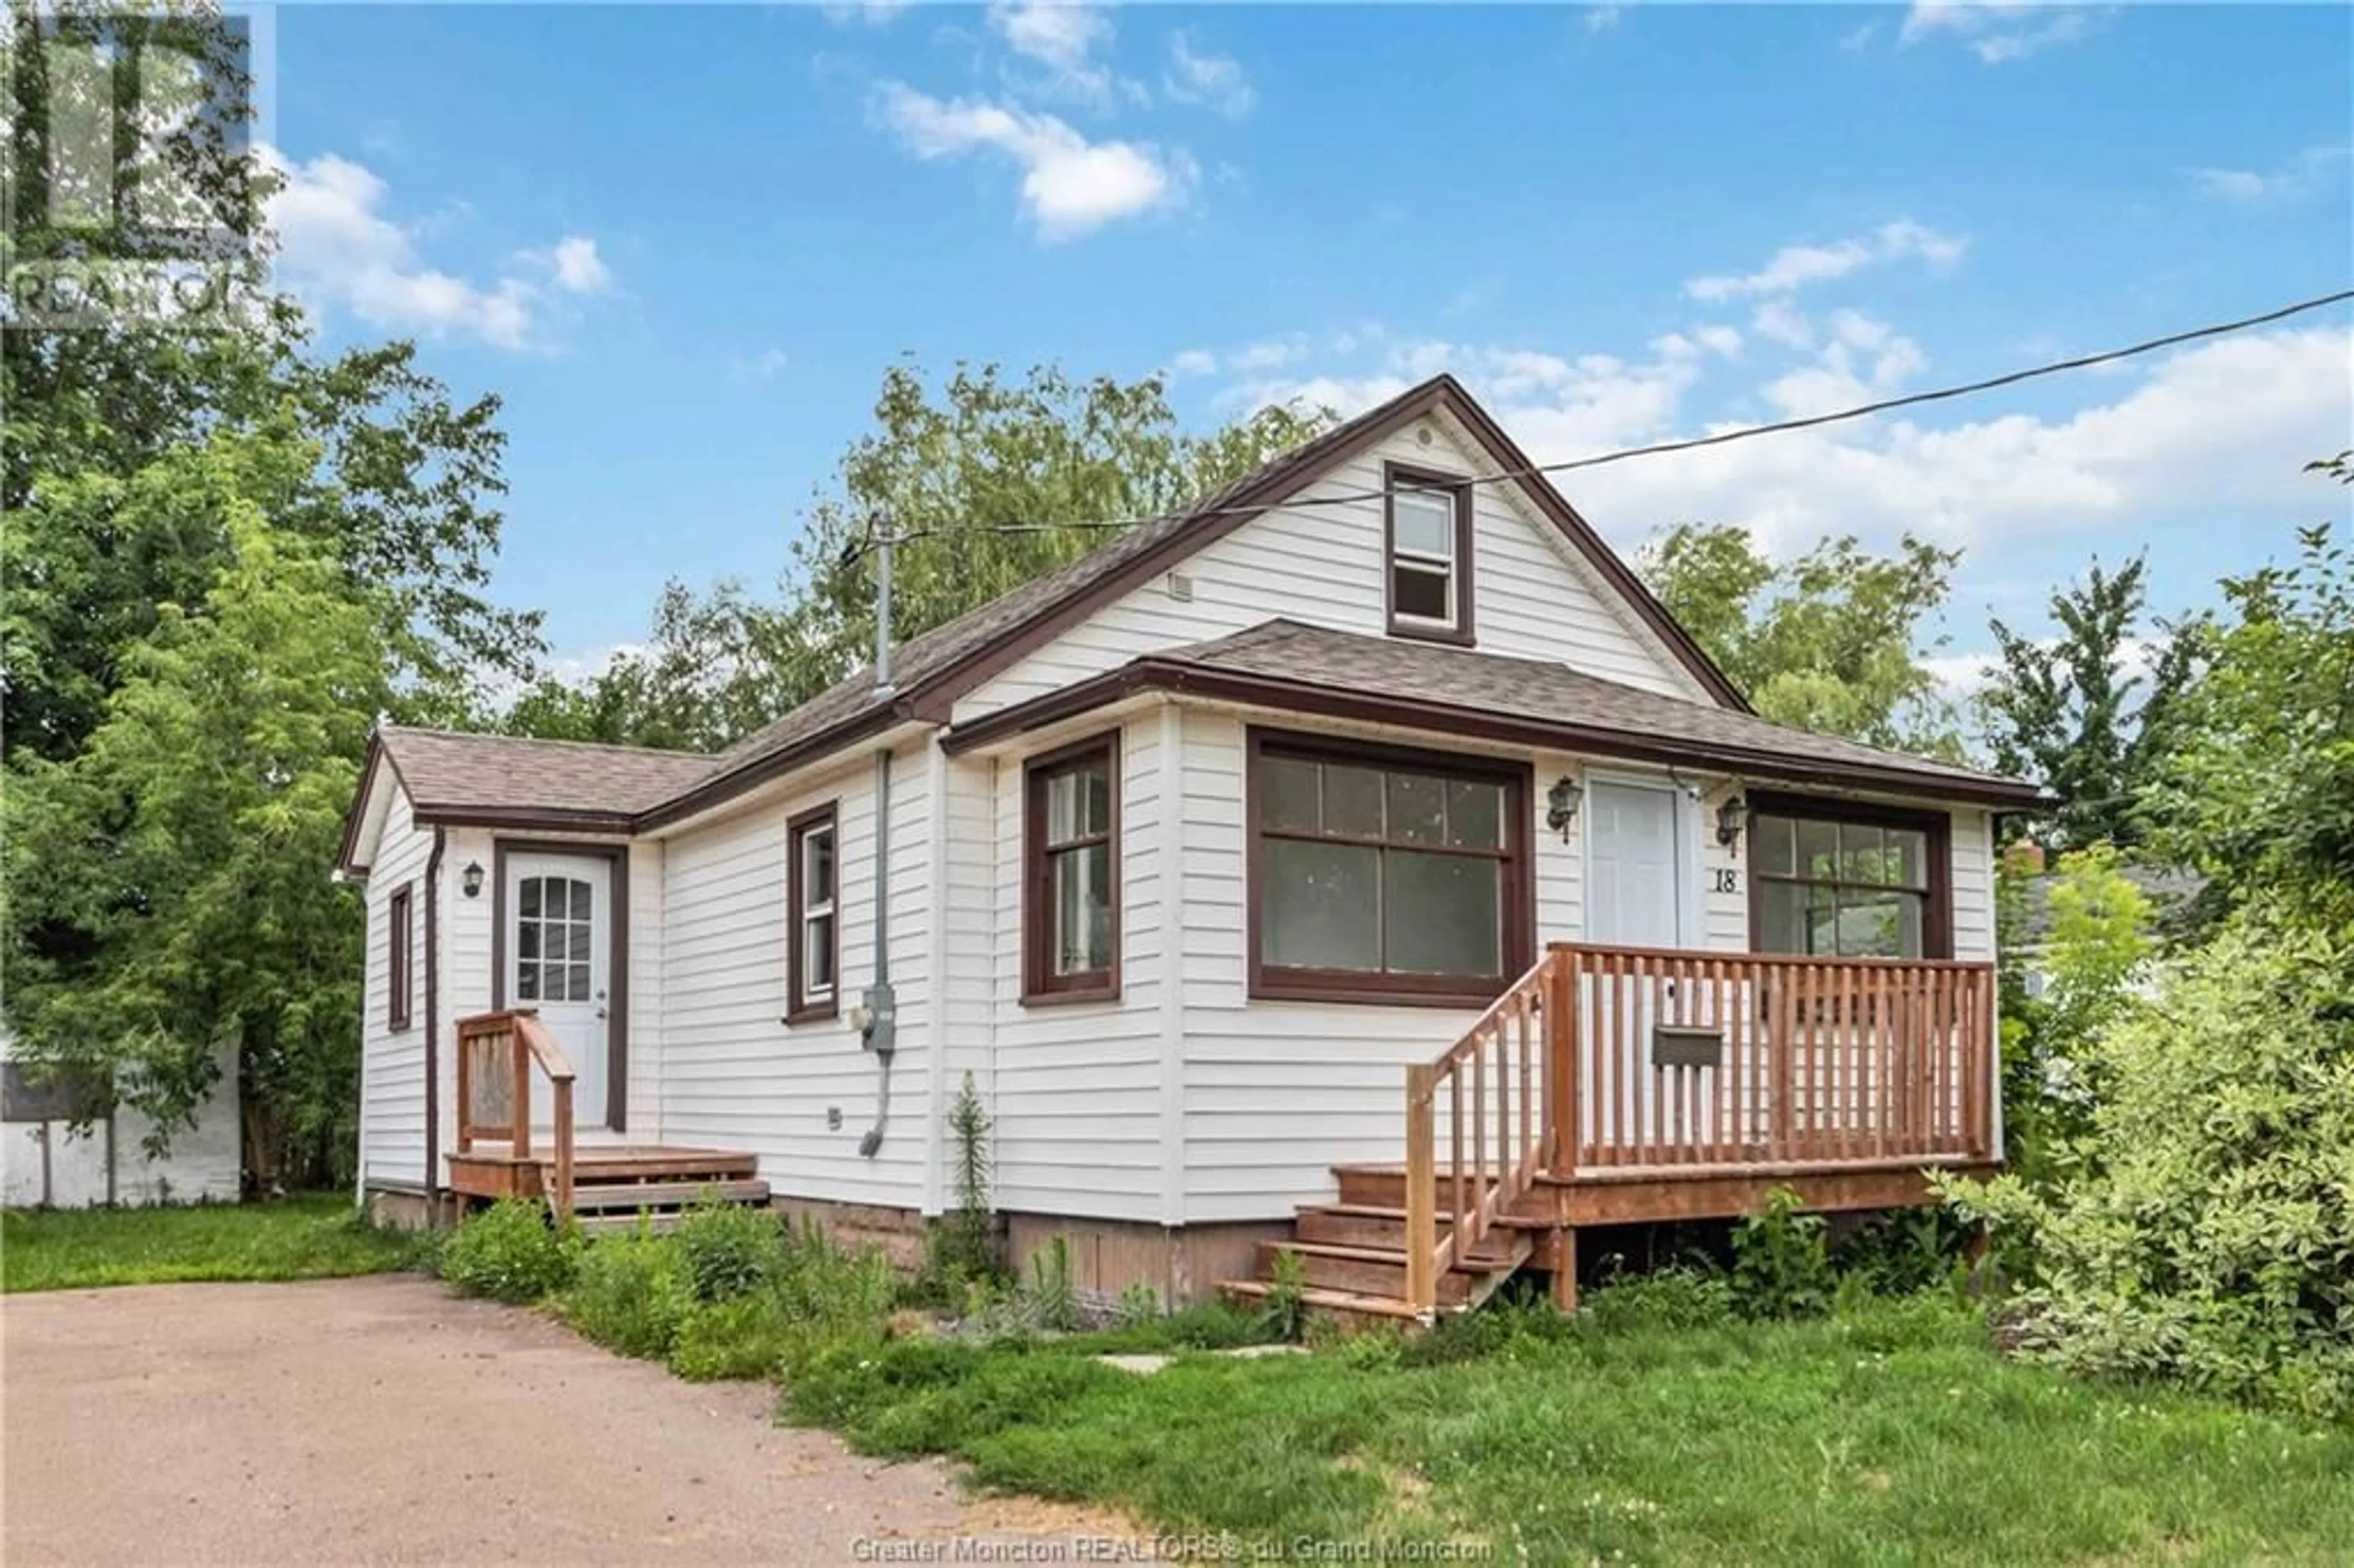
<box><xmin>2016</xmin><ymin>864</ymin><xmax>2206</xmax><ymax>946</ymax></box>
<box><xmin>944</xmin><ymin>620</ymin><xmax>2049</xmax><ymax>809</ymax></box>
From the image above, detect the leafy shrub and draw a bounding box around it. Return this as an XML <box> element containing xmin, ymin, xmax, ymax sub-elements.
<box><xmin>1021</xmin><ymin>1235</ymin><xmax>1081</xmax><ymax>1333</ymax></box>
<box><xmin>1834</xmin><ymin>1208</ymin><xmax>1975</xmax><ymax>1297</ymax></box>
<box><xmin>676</xmin><ymin>1199</ymin><xmax>783</xmax><ymax>1304</ymax></box>
<box><xmin>439</xmin><ymin>1198</ymin><xmax>577</xmax><ymax>1303</ymax></box>
<box><xmin>1579</xmin><ymin>1264</ymin><xmax>1736</xmax><ymax>1335</ymax></box>
<box><xmin>671</xmin><ymin>1293</ymin><xmax>795</xmax><ymax>1381</ymax></box>
<box><xmin>1257</xmin><ymin>1246</ymin><xmax>1308</xmax><ymax>1344</ymax></box>
<box><xmin>563</xmin><ymin>1230</ymin><xmax>694</xmax><ymax>1359</ymax></box>
<box><xmin>1731</xmin><ymin>1188</ymin><xmax>1834</xmax><ymax>1319</ymax></box>
<box><xmin>768</xmin><ymin>1216</ymin><xmax>898</xmax><ymax>1365</ymax></box>
<box><xmin>1943</xmin><ymin>916</ymin><xmax>2354</xmax><ymax>1418</ymax></box>
<box><xmin>1115</xmin><ymin>1281</ymin><xmax>1164</xmax><ymax>1328</ymax></box>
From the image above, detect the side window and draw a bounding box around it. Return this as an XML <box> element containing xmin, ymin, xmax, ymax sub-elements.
<box><xmin>1023</xmin><ymin>736</ymin><xmax>1119</xmax><ymax>1003</ymax></box>
<box><xmin>387</xmin><ymin>884</ymin><xmax>413</xmax><ymax>1030</ymax></box>
<box><xmin>787</xmin><ymin>804</ymin><xmax>840</xmax><ymax>1022</ymax></box>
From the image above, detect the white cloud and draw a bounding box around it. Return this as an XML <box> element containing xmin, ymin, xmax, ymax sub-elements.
<box><xmin>1167</xmin><ymin>347</ymin><xmax>1219</xmax><ymax>378</ymax></box>
<box><xmin>1899</xmin><ymin>3</ymin><xmax>2108</xmax><ymax>64</ymax></box>
<box><xmin>1751</xmin><ymin>300</ymin><xmax>1815</xmax><ymax>349</ymax></box>
<box><xmin>877</xmin><ymin>83</ymin><xmax>1195</xmax><ymax>240</ymax></box>
<box><xmin>1686</xmin><ymin>219</ymin><xmax>1968</xmax><ymax>302</ymax></box>
<box><xmin>2191</xmin><ymin>146</ymin><xmax>2350</xmax><ymax>205</ymax></box>
<box><xmin>731</xmin><ymin>346</ymin><xmax>790</xmax><ymax>382</ymax></box>
<box><xmin>1219</xmin><ymin>321</ymin><xmax>2353</xmax><ymax>561</ymax></box>
<box><xmin>1585</xmin><ymin>6</ymin><xmax>1623</xmax><ymax>34</ymax></box>
<box><xmin>988</xmin><ymin>1</ymin><xmax>1135</xmax><ymax>105</ymax></box>
<box><xmin>262</xmin><ymin>147</ymin><xmax>610</xmax><ymax>351</ymax></box>
<box><xmin>1164</xmin><ymin>31</ymin><xmax>1254</xmax><ymax>118</ymax></box>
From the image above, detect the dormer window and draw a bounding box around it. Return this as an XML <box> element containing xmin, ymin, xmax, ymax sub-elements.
<box><xmin>1384</xmin><ymin>463</ymin><xmax>1474</xmax><ymax>645</ymax></box>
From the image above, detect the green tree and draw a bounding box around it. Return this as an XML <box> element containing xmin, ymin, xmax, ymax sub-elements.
<box><xmin>513</xmin><ymin>362</ymin><xmax>1333</xmax><ymax>749</ymax></box>
<box><xmin>2141</xmin><ymin>519</ymin><xmax>2354</xmax><ymax>931</ymax></box>
<box><xmin>1978</xmin><ymin>557</ymin><xmax>2203</xmax><ymax>849</ymax></box>
<box><xmin>1638</xmin><ymin>523</ymin><xmax>1964</xmax><ymax>753</ymax></box>
<box><xmin>2</xmin><ymin>4</ymin><xmax>533</xmax><ymax>762</ymax></box>
<box><xmin>5</xmin><ymin>424</ymin><xmax>388</xmax><ymax>1184</ymax></box>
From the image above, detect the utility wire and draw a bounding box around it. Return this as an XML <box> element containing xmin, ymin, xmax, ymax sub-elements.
<box><xmin>842</xmin><ymin>286</ymin><xmax>2354</xmax><ymax>563</ymax></box>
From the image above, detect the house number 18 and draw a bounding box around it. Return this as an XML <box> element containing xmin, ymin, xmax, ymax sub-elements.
<box><xmin>1711</xmin><ymin>868</ymin><xmax>1740</xmax><ymax>895</ymax></box>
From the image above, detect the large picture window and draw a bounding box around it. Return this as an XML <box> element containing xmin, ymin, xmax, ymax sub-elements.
<box><xmin>1249</xmin><ymin>731</ymin><xmax>1529</xmax><ymax>1004</ymax></box>
<box><xmin>1024</xmin><ymin>734</ymin><xmax>1119</xmax><ymax>1003</ymax></box>
<box><xmin>1384</xmin><ymin>463</ymin><xmax>1474</xmax><ymax>644</ymax></box>
<box><xmin>787</xmin><ymin>802</ymin><xmax>839</xmax><ymax>1023</ymax></box>
<box><xmin>1750</xmin><ymin>794</ymin><xmax>1949</xmax><ymax>960</ymax></box>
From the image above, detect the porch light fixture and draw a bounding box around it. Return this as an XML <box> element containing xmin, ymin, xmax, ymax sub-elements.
<box><xmin>461</xmin><ymin>861</ymin><xmax>485</xmax><ymax>899</ymax></box>
<box><xmin>1545</xmin><ymin>776</ymin><xmax>1582</xmax><ymax>842</ymax></box>
<box><xmin>1716</xmin><ymin>796</ymin><xmax>1747</xmax><ymax>852</ymax></box>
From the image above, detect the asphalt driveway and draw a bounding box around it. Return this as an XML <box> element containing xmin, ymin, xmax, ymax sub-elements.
<box><xmin>2</xmin><ymin>1274</ymin><xmax>1118</xmax><ymax>1566</ymax></box>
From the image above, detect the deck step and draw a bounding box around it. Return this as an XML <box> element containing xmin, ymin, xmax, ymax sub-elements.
<box><xmin>565</xmin><ymin>1178</ymin><xmax>771</xmax><ymax>1214</ymax></box>
<box><xmin>571</xmin><ymin>1149</ymin><xmax>759</xmax><ymax>1183</ymax></box>
<box><xmin>1219</xmin><ymin>1280</ymin><xmax>1428</xmax><ymax>1325</ymax></box>
<box><xmin>1255</xmin><ymin>1240</ymin><xmax>1477</xmax><ymax>1307</ymax></box>
<box><xmin>1293</xmin><ymin>1205</ymin><xmax>1525</xmax><ymax>1261</ymax></box>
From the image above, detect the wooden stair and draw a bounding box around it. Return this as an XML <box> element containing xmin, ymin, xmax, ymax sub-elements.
<box><xmin>448</xmin><ymin>1143</ymin><xmax>769</xmax><ymax>1234</ymax></box>
<box><xmin>1222</xmin><ymin>1164</ymin><xmax>1548</xmax><ymax>1328</ymax></box>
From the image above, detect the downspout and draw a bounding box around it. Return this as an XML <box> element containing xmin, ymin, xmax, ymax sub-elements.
<box><xmin>423</xmin><ymin>828</ymin><xmax>446</xmax><ymax>1206</ymax></box>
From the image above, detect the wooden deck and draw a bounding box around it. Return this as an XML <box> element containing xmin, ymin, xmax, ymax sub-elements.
<box><xmin>447</xmin><ymin>1010</ymin><xmax>764</xmax><ymax>1228</ymax></box>
<box><xmin>1228</xmin><ymin>942</ymin><xmax>2001</xmax><ymax>1322</ymax></box>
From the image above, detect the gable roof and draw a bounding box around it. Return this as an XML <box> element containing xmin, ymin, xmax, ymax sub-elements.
<box><xmin>340</xmin><ymin>373</ymin><xmax>1767</xmax><ymax>851</ymax></box>
<box><xmin>335</xmin><ymin>726</ymin><xmax>717</xmax><ymax>872</ymax></box>
<box><xmin>639</xmin><ymin>373</ymin><xmax>1750</xmax><ymax>828</ymax></box>
<box><xmin>942</xmin><ymin>620</ymin><xmax>2049</xmax><ymax>810</ymax></box>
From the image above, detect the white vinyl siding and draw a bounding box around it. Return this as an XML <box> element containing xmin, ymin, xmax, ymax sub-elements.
<box><xmin>656</xmin><ymin>743</ymin><xmax>931</xmax><ymax>1209</ymax></box>
<box><xmin>359</xmin><ymin>788</ymin><xmax>434</xmax><ymax>1190</ymax></box>
<box><xmin>988</xmin><ymin>712</ymin><xmax>1167</xmax><ymax>1220</ymax></box>
<box><xmin>953</xmin><ymin>414</ymin><xmax>1707</xmax><ymax>725</ymax></box>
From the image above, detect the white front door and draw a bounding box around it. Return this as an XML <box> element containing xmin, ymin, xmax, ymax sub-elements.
<box><xmin>1585</xmin><ymin>779</ymin><xmax>1683</xmax><ymax>948</ymax></box>
<box><xmin>1583</xmin><ymin>779</ymin><xmax>1687</xmax><ymax>1154</ymax></box>
<box><xmin>505</xmin><ymin>852</ymin><xmax>612</xmax><ymax>1128</ymax></box>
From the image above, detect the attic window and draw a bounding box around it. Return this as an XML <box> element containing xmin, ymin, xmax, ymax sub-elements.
<box><xmin>1384</xmin><ymin>463</ymin><xmax>1474</xmax><ymax>645</ymax></box>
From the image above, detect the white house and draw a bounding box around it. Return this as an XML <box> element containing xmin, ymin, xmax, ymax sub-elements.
<box><xmin>337</xmin><ymin>375</ymin><xmax>2041</xmax><ymax>1318</ymax></box>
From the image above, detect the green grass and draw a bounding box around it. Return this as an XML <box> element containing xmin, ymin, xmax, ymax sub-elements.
<box><xmin>779</xmin><ymin>1295</ymin><xmax>2354</xmax><ymax>1566</ymax></box>
<box><xmin>1</xmin><ymin>1193</ymin><xmax>417</xmax><ymax>1292</ymax></box>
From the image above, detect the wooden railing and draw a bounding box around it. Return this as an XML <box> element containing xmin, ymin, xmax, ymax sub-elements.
<box><xmin>1400</xmin><ymin>943</ymin><xmax>1998</xmax><ymax>1315</ymax></box>
<box><xmin>1403</xmin><ymin>950</ymin><xmax>1563</xmax><ymax>1314</ymax></box>
<box><xmin>1552</xmin><ymin>943</ymin><xmax>1996</xmax><ymax>1175</ymax></box>
<box><xmin>454</xmin><ymin>1009</ymin><xmax>577</xmax><ymax>1221</ymax></box>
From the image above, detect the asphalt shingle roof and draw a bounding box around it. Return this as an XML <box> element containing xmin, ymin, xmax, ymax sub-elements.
<box><xmin>379</xmin><ymin>727</ymin><xmax>717</xmax><ymax>820</ymax></box>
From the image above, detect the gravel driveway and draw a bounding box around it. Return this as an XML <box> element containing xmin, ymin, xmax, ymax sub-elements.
<box><xmin>2</xmin><ymin>1274</ymin><xmax>1120</xmax><ymax>1566</ymax></box>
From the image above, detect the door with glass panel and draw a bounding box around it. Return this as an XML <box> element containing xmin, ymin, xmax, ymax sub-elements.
<box><xmin>503</xmin><ymin>851</ymin><xmax>612</xmax><ymax>1127</ymax></box>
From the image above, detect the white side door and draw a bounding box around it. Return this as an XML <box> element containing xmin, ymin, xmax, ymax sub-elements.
<box><xmin>1583</xmin><ymin>779</ymin><xmax>1688</xmax><ymax>1154</ymax></box>
<box><xmin>506</xmin><ymin>852</ymin><xmax>611</xmax><ymax>1128</ymax></box>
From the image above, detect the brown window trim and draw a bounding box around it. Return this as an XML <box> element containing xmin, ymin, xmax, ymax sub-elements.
<box><xmin>786</xmin><ymin>801</ymin><xmax>840</xmax><ymax>1024</ymax></box>
<box><xmin>1023</xmin><ymin>731</ymin><xmax>1122</xmax><ymax>1007</ymax></box>
<box><xmin>387</xmin><ymin>882</ymin><xmax>414</xmax><ymax>1031</ymax></box>
<box><xmin>1384</xmin><ymin>461</ymin><xmax>1476</xmax><ymax>647</ymax></box>
<box><xmin>1745</xmin><ymin>789</ymin><xmax>1953</xmax><ymax>961</ymax></box>
<box><xmin>1246</xmin><ymin>728</ymin><xmax>1532</xmax><ymax>1008</ymax></box>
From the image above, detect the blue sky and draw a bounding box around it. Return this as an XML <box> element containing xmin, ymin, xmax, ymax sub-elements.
<box><xmin>261</xmin><ymin>2</ymin><xmax>2354</xmax><ymax>693</ymax></box>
